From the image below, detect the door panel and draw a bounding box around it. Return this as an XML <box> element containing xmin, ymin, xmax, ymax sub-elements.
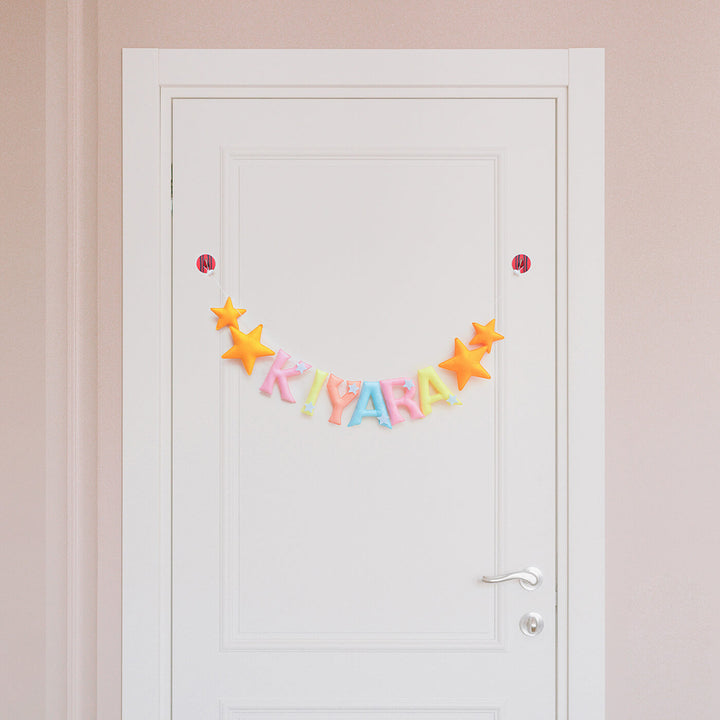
<box><xmin>172</xmin><ymin>98</ymin><xmax>556</xmax><ymax>718</ymax></box>
<box><xmin>220</xmin><ymin>708</ymin><xmax>499</xmax><ymax>720</ymax></box>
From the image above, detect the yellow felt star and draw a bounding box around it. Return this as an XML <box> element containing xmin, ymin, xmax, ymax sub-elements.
<box><xmin>211</xmin><ymin>297</ymin><xmax>246</xmax><ymax>330</ymax></box>
<box><xmin>470</xmin><ymin>319</ymin><xmax>504</xmax><ymax>353</ymax></box>
<box><xmin>438</xmin><ymin>338</ymin><xmax>491</xmax><ymax>390</ymax></box>
<box><xmin>221</xmin><ymin>324</ymin><xmax>274</xmax><ymax>375</ymax></box>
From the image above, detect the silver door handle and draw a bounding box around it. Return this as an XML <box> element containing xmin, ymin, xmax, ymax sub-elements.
<box><xmin>481</xmin><ymin>566</ymin><xmax>542</xmax><ymax>591</ymax></box>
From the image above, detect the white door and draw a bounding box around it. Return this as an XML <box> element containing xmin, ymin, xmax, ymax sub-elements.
<box><xmin>171</xmin><ymin>94</ymin><xmax>557</xmax><ymax>720</ymax></box>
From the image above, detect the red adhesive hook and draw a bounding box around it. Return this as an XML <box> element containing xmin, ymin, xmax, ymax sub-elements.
<box><xmin>196</xmin><ymin>254</ymin><xmax>216</xmax><ymax>274</ymax></box>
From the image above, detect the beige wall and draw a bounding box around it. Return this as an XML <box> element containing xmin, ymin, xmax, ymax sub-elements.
<box><xmin>5</xmin><ymin>1</ymin><xmax>720</xmax><ymax>718</ymax></box>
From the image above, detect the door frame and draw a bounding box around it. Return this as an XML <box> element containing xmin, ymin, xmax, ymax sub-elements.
<box><xmin>122</xmin><ymin>48</ymin><xmax>604</xmax><ymax>720</ymax></box>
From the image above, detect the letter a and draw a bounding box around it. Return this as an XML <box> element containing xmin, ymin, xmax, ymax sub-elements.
<box><xmin>348</xmin><ymin>381</ymin><xmax>392</xmax><ymax>428</ymax></box>
<box><xmin>417</xmin><ymin>366</ymin><xmax>459</xmax><ymax>415</ymax></box>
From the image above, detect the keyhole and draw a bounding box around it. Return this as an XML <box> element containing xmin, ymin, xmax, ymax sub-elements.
<box><xmin>520</xmin><ymin>612</ymin><xmax>544</xmax><ymax>637</ymax></box>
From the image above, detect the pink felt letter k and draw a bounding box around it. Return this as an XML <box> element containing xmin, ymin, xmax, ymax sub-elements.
<box><xmin>259</xmin><ymin>349</ymin><xmax>310</xmax><ymax>403</ymax></box>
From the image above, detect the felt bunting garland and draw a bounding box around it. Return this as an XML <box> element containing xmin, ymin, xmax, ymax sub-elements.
<box><xmin>213</xmin><ymin>297</ymin><xmax>502</xmax><ymax>430</ymax></box>
<box><xmin>438</xmin><ymin>339</ymin><xmax>491</xmax><ymax>391</ymax></box>
<box><xmin>469</xmin><ymin>319</ymin><xmax>504</xmax><ymax>352</ymax></box>
<box><xmin>221</xmin><ymin>324</ymin><xmax>274</xmax><ymax>375</ymax></box>
<box><xmin>211</xmin><ymin>297</ymin><xmax>246</xmax><ymax>330</ymax></box>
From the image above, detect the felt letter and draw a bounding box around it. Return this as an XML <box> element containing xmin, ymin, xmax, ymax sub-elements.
<box><xmin>326</xmin><ymin>374</ymin><xmax>361</xmax><ymax>425</ymax></box>
<box><xmin>302</xmin><ymin>369</ymin><xmax>329</xmax><ymax>415</ymax></box>
<box><xmin>348</xmin><ymin>381</ymin><xmax>392</xmax><ymax>428</ymax></box>
<box><xmin>380</xmin><ymin>377</ymin><xmax>424</xmax><ymax>425</ymax></box>
<box><xmin>417</xmin><ymin>366</ymin><xmax>459</xmax><ymax>415</ymax></box>
<box><xmin>259</xmin><ymin>349</ymin><xmax>311</xmax><ymax>403</ymax></box>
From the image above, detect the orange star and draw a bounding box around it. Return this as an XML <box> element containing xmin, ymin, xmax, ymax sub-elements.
<box><xmin>221</xmin><ymin>324</ymin><xmax>274</xmax><ymax>375</ymax></box>
<box><xmin>438</xmin><ymin>338</ymin><xmax>491</xmax><ymax>390</ymax></box>
<box><xmin>469</xmin><ymin>319</ymin><xmax>504</xmax><ymax>353</ymax></box>
<box><xmin>211</xmin><ymin>297</ymin><xmax>246</xmax><ymax>330</ymax></box>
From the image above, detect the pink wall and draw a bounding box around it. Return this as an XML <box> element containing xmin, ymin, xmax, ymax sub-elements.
<box><xmin>4</xmin><ymin>1</ymin><xmax>720</xmax><ymax>718</ymax></box>
<box><xmin>0</xmin><ymin>1</ymin><xmax>46</xmax><ymax>718</ymax></box>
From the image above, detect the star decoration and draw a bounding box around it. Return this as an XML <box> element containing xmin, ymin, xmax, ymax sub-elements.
<box><xmin>469</xmin><ymin>319</ymin><xmax>504</xmax><ymax>353</ymax></box>
<box><xmin>438</xmin><ymin>338</ymin><xmax>491</xmax><ymax>390</ymax></box>
<box><xmin>403</xmin><ymin>379</ymin><xmax>414</xmax><ymax>390</ymax></box>
<box><xmin>221</xmin><ymin>324</ymin><xmax>274</xmax><ymax>375</ymax></box>
<box><xmin>378</xmin><ymin>414</ymin><xmax>392</xmax><ymax>428</ymax></box>
<box><xmin>446</xmin><ymin>394</ymin><xmax>462</xmax><ymax>406</ymax></box>
<box><xmin>347</xmin><ymin>382</ymin><xmax>360</xmax><ymax>395</ymax></box>
<box><xmin>211</xmin><ymin>297</ymin><xmax>246</xmax><ymax>330</ymax></box>
<box><xmin>295</xmin><ymin>361</ymin><xmax>310</xmax><ymax>373</ymax></box>
<box><xmin>303</xmin><ymin>402</ymin><xmax>315</xmax><ymax>415</ymax></box>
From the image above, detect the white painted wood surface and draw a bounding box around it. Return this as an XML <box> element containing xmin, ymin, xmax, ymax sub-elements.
<box><xmin>157</xmin><ymin>49</ymin><xmax>569</xmax><ymax>87</ymax></box>
<box><xmin>567</xmin><ymin>48</ymin><xmax>605</xmax><ymax>720</ymax></box>
<box><xmin>172</xmin><ymin>96</ymin><xmax>556</xmax><ymax>717</ymax></box>
<box><xmin>123</xmin><ymin>49</ymin><xmax>605</xmax><ymax>720</ymax></box>
<box><xmin>122</xmin><ymin>48</ymin><xmax>171</xmax><ymax>720</ymax></box>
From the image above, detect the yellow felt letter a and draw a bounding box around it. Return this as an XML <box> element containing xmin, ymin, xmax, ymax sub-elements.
<box><xmin>417</xmin><ymin>366</ymin><xmax>452</xmax><ymax>416</ymax></box>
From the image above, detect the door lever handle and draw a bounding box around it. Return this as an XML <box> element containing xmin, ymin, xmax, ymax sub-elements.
<box><xmin>481</xmin><ymin>566</ymin><xmax>542</xmax><ymax>591</ymax></box>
